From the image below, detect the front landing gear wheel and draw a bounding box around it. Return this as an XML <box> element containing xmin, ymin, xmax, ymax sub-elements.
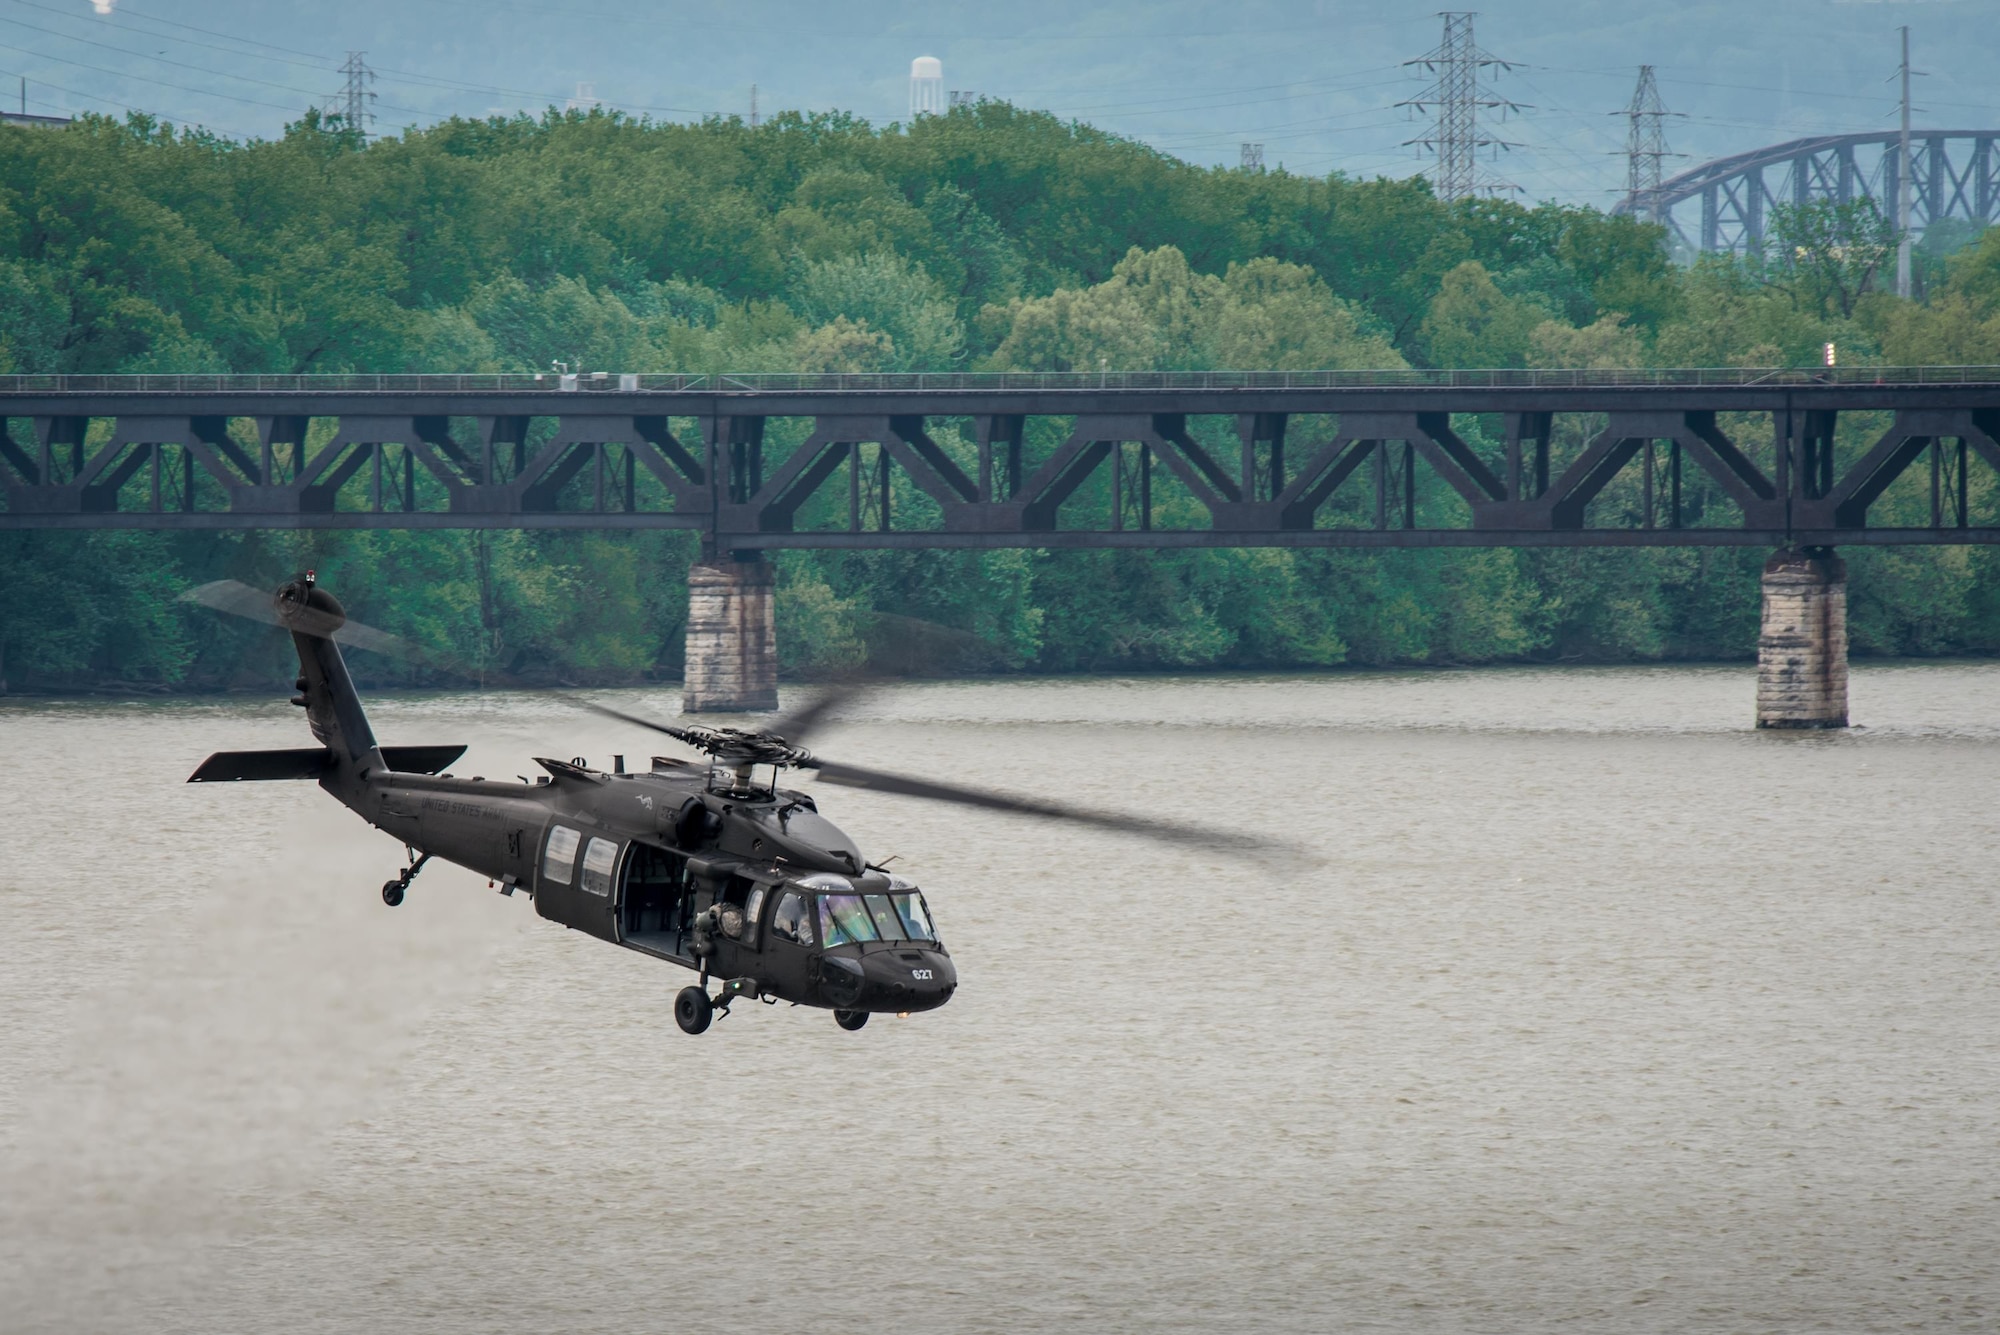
<box><xmin>675</xmin><ymin>986</ymin><xmax>714</xmax><ymax>1035</ymax></box>
<box><xmin>834</xmin><ymin>1009</ymin><xmax>869</xmax><ymax>1032</ymax></box>
<box><xmin>382</xmin><ymin>880</ymin><xmax>405</xmax><ymax>907</ymax></box>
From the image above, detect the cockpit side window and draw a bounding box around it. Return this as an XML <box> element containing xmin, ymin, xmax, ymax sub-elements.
<box><xmin>891</xmin><ymin>892</ymin><xmax>934</xmax><ymax>941</ymax></box>
<box><xmin>770</xmin><ymin>891</ymin><xmax>813</xmax><ymax>945</ymax></box>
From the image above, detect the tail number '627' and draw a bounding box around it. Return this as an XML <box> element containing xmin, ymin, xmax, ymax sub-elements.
<box><xmin>912</xmin><ymin>969</ymin><xmax>934</xmax><ymax>980</ymax></box>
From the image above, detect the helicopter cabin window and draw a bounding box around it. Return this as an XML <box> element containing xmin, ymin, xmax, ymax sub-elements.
<box><xmin>580</xmin><ymin>837</ymin><xmax>619</xmax><ymax>897</ymax></box>
<box><xmin>770</xmin><ymin>891</ymin><xmax>814</xmax><ymax>945</ymax></box>
<box><xmin>543</xmin><ymin>825</ymin><xmax>581</xmax><ymax>886</ymax></box>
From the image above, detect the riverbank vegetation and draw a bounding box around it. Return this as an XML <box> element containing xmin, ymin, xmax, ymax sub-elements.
<box><xmin>2</xmin><ymin>106</ymin><xmax>1998</xmax><ymax>691</ymax></box>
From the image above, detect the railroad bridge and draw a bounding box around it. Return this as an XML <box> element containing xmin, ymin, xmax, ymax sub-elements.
<box><xmin>1616</xmin><ymin>129</ymin><xmax>2000</xmax><ymax>255</ymax></box>
<box><xmin>6</xmin><ymin>368</ymin><xmax>1999</xmax><ymax>722</ymax></box>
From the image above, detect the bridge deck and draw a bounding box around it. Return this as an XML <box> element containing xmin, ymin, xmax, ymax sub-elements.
<box><xmin>5</xmin><ymin>370</ymin><xmax>1999</xmax><ymax>550</ymax></box>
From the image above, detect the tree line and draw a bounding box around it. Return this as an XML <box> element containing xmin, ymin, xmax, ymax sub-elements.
<box><xmin>2</xmin><ymin>105</ymin><xmax>1998</xmax><ymax>691</ymax></box>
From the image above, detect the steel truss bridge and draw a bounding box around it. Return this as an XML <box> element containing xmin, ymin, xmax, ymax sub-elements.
<box><xmin>3</xmin><ymin>370</ymin><xmax>1999</xmax><ymax>553</ymax></box>
<box><xmin>1616</xmin><ymin>130</ymin><xmax>2000</xmax><ymax>255</ymax></box>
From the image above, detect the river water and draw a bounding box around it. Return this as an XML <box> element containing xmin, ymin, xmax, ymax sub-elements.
<box><xmin>3</xmin><ymin>663</ymin><xmax>1998</xmax><ymax>1333</ymax></box>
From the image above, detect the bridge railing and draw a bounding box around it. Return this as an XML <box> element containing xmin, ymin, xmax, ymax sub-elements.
<box><xmin>3</xmin><ymin>367</ymin><xmax>1999</xmax><ymax>395</ymax></box>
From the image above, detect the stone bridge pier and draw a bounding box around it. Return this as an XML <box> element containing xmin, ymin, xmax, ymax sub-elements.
<box><xmin>682</xmin><ymin>546</ymin><xmax>1856</xmax><ymax>727</ymax></box>
<box><xmin>682</xmin><ymin>558</ymin><xmax>778</xmax><ymax>713</ymax></box>
<box><xmin>1756</xmin><ymin>548</ymin><xmax>1848</xmax><ymax>729</ymax></box>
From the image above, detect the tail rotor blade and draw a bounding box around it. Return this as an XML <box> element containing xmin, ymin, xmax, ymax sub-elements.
<box><xmin>182</xmin><ymin>579</ymin><xmax>414</xmax><ymax>656</ymax></box>
<box><xmin>181</xmin><ymin>579</ymin><xmax>291</xmax><ymax>630</ymax></box>
<box><xmin>331</xmin><ymin>620</ymin><xmax>418</xmax><ymax>657</ymax></box>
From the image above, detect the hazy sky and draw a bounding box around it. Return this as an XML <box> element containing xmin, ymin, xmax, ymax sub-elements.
<box><xmin>3</xmin><ymin>0</ymin><xmax>1996</xmax><ymax>207</ymax></box>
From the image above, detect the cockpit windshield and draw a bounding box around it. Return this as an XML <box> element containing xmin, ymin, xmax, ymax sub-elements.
<box><xmin>817</xmin><ymin>891</ymin><xmax>935</xmax><ymax>946</ymax></box>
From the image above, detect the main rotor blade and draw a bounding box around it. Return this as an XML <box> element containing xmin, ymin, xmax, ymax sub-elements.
<box><xmin>757</xmin><ymin>615</ymin><xmax>1011</xmax><ymax>744</ymax></box>
<box><xmin>181</xmin><ymin>579</ymin><xmax>414</xmax><ymax>656</ymax></box>
<box><xmin>761</xmin><ymin>679</ymin><xmax>872</xmax><ymax>747</ymax></box>
<box><xmin>806</xmin><ymin>755</ymin><xmax>1289</xmax><ymax>861</ymax></box>
<box><xmin>559</xmin><ymin>695</ymin><xmax>704</xmax><ymax>741</ymax></box>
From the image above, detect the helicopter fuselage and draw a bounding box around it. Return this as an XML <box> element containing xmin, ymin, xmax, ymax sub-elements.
<box><xmin>360</xmin><ymin>756</ymin><xmax>958</xmax><ymax>1019</ymax></box>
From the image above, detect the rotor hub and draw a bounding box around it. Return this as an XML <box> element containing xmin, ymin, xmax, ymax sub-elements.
<box><xmin>664</xmin><ymin>723</ymin><xmax>812</xmax><ymax>770</ymax></box>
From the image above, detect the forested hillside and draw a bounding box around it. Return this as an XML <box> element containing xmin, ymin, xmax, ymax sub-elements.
<box><xmin>3</xmin><ymin>106</ymin><xmax>1999</xmax><ymax>692</ymax></box>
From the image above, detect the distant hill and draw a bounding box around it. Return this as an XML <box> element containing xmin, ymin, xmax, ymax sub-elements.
<box><xmin>6</xmin><ymin>0</ymin><xmax>1996</xmax><ymax>203</ymax></box>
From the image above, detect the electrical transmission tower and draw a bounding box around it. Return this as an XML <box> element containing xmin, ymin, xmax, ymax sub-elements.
<box><xmin>1399</xmin><ymin>12</ymin><xmax>1523</xmax><ymax>201</ymax></box>
<box><xmin>1240</xmin><ymin>142</ymin><xmax>1264</xmax><ymax>171</ymax></box>
<box><xmin>1617</xmin><ymin>66</ymin><xmax>1682</xmax><ymax>221</ymax></box>
<box><xmin>335</xmin><ymin>51</ymin><xmax>375</xmax><ymax>139</ymax></box>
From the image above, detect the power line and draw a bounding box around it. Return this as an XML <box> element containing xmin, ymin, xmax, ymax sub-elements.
<box><xmin>347</xmin><ymin>0</ymin><xmax>1439</xmax><ymax>45</ymax></box>
<box><xmin>1530</xmin><ymin>61</ymin><xmax>1992</xmax><ymax>115</ymax></box>
<box><xmin>5</xmin><ymin>0</ymin><xmax>333</xmax><ymax>70</ymax></box>
<box><xmin>0</xmin><ymin>56</ymin><xmax>143</xmax><ymax>114</ymax></box>
<box><xmin>0</xmin><ymin>37</ymin><xmax>310</xmax><ymax>114</ymax></box>
<box><xmin>0</xmin><ymin>12</ymin><xmax>334</xmax><ymax>98</ymax></box>
<box><xmin>367</xmin><ymin>63</ymin><xmax>703</xmax><ymax>115</ymax></box>
<box><xmin>1149</xmin><ymin>113</ymin><xmax>1409</xmax><ymax>151</ymax></box>
<box><xmin>1046</xmin><ymin>65</ymin><xmax>1405</xmax><ymax>116</ymax></box>
<box><xmin>70</xmin><ymin>0</ymin><xmax>331</xmax><ymax>61</ymax></box>
<box><xmin>6</xmin><ymin>0</ymin><xmax>688</xmax><ymax>122</ymax></box>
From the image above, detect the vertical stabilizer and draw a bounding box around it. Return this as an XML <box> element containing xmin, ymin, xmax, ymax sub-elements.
<box><xmin>277</xmin><ymin>574</ymin><xmax>385</xmax><ymax>772</ymax></box>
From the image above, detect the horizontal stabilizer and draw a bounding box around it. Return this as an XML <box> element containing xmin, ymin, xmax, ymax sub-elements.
<box><xmin>187</xmin><ymin>743</ymin><xmax>466</xmax><ymax>783</ymax></box>
<box><xmin>187</xmin><ymin>747</ymin><xmax>332</xmax><ymax>782</ymax></box>
<box><xmin>381</xmin><ymin>744</ymin><xmax>467</xmax><ymax>774</ymax></box>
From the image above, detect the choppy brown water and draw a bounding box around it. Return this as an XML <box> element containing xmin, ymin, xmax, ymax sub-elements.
<box><xmin>4</xmin><ymin>663</ymin><xmax>1999</xmax><ymax>1333</ymax></box>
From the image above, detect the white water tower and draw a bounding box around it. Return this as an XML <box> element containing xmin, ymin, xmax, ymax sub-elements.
<box><xmin>910</xmin><ymin>56</ymin><xmax>944</xmax><ymax>118</ymax></box>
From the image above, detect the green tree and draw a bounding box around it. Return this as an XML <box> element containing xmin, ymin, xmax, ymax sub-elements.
<box><xmin>1762</xmin><ymin>199</ymin><xmax>1897</xmax><ymax>320</ymax></box>
<box><xmin>1206</xmin><ymin>257</ymin><xmax>1403</xmax><ymax>370</ymax></box>
<box><xmin>787</xmin><ymin>252</ymin><xmax>963</xmax><ymax>370</ymax></box>
<box><xmin>1419</xmin><ymin>260</ymin><xmax>1543</xmax><ymax>368</ymax></box>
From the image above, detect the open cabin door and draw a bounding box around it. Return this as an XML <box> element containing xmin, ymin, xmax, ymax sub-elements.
<box><xmin>619</xmin><ymin>842</ymin><xmax>692</xmax><ymax>961</ymax></box>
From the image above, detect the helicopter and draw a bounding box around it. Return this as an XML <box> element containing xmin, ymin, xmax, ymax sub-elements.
<box><xmin>185</xmin><ymin>574</ymin><xmax>1263</xmax><ymax>1035</ymax></box>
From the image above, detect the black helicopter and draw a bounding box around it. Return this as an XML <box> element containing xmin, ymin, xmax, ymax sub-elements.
<box><xmin>186</xmin><ymin>575</ymin><xmax>1258</xmax><ymax>1035</ymax></box>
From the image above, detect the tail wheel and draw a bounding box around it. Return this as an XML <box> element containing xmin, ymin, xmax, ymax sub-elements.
<box><xmin>675</xmin><ymin>986</ymin><xmax>713</xmax><ymax>1035</ymax></box>
<box><xmin>834</xmin><ymin>1009</ymin><xmax>869</xmax><ymax>1032</ymax></box>
<box><xmin>382</xmin><ymin>881</ymin><xmax>405</xmax><ymax>908</ymax></box>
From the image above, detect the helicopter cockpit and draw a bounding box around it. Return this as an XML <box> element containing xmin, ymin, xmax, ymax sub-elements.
<box><xmin>768</xmin><ymin>874</ymin><xmax>938</xmax><ymax>949</ymax></box>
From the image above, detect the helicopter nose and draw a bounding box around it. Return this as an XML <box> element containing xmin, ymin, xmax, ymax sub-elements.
<box><xmin>864</xmin><ymin>948</ymin><xmax>957</xmax><ymax>1012</ymax></box>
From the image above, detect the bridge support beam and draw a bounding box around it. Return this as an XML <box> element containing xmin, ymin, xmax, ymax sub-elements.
<box><xmin>1756</xmin><ymin>548</ymin><xmax>1848</xmax><ymax>729</ymax></box>
<box><xmin>682</xmin><ymin>557</ymin><xmax>778</xmax><ymax>714</ymax></box>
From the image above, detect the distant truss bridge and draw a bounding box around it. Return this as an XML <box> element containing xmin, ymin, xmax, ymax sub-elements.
<box><xmin>1615</xmin><ymin>130</ymin><xmax>1999</xmax><ymax>255</ymax></box>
